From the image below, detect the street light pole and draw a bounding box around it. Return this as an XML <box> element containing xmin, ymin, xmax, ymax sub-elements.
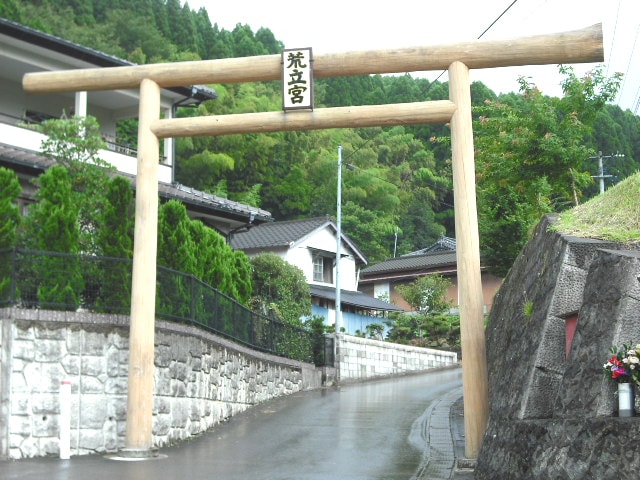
<box><xmin>336</xmin><ymin>145</ymin><xmax>343</xmax><ymax>335</ymax></box>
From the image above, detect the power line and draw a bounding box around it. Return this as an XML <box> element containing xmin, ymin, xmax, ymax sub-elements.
<box><xmin>617</xmin><ymin>23</ymin><xmax>639</xmax><ymax>105</ymax></box>
<box><xmin>476</xmin><ymin>0</ymin><xmax>520</xmax><ymax>40</ymax></box>
<box><xmin>589</xmin><ymin>151</ymin><xmax>624</xmax><ymax>194</ymax></box>
<box><xmin>427</xmin><ymin>0</ymin><xmax>520</xmax><ymax>89</ymax></box>
<box><xmin>343</xmin><ymin>1</ymin><xmax>520</xmax><ymax>212</ymax></box>
<box><xmin>606</xmin><ymin>0</ymin><xmax>622</xmax><ymax>77</ymax></box>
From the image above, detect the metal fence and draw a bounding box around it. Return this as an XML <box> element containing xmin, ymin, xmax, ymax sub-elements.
<box><xmin>0</xmin><ymin>248</ymin><xmax>331</xmax><ymax>366</ymax></box>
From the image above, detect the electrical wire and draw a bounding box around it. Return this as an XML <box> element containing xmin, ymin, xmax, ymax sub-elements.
<box><xmin>606</xmin><ymin>0</ymin><xmax>622</xmax><ymax>77</ymax></box>
<box><xmin>476</xmin><ymin>0</ymin><xmax>520</xmax><ymax>40</ymax></box>
<box><xmin>342</xmin><ymin>1</ymin><xmax>523</xmax><ymax>210</ymax></box>
<box><xmin>427</xmin><ymin>0</ymin><xmax>520</xmax><ymax>90</ymax></box>
<box><xmin>617</xmin><ymin>23</ymin><xmax>640</xmax><ymax>106</ymax></box>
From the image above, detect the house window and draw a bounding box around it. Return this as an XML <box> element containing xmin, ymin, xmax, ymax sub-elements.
<box><xmin>313</xmin><ymin>255</ymin><xmax>333</xmax><ymax>283</ymax></box>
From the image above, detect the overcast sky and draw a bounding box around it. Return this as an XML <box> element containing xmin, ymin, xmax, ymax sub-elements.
<box><xmin>188</xmin><ymin>0</ymin><xmax>640</xmax><ymax>113</ymax></box>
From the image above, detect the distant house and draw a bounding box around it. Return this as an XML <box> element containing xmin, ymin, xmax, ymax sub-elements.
<box><xmin>0</xmin><ymin>18</ymin><xmax>270</xmax><ymax>233</ymax></box>
<box><xmin>359</xmin><ymin>235</ymin><xmax>503</xmax><ymax>313</ymax></box>
<box><xmin>230</xmin><ymin>216</ymin><xmax>402</xmax><ymax>333</ymax></box>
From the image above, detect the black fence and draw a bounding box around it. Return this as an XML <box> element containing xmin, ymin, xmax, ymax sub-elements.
<box><xmin>0</xmin><ymin>248</ymin><xmax>331</xmax><ymax>366</ymax></box>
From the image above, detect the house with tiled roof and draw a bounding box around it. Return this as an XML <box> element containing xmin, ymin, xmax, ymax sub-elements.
<box><xmin>230</xmin><ymin>216</ymin><xmax>402</xmax><ymax>333</ymax></box>
<box><xmin>0</xmin><ymin>18</ymin><xmax>269</xmax><ymax>233</ymax></box>
<box><xmin>359</xmin><ymin>235</ymin><xmax>503</xmax><ymax>313</ymax></box>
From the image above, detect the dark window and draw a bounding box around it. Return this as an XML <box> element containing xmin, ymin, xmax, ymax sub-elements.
<box><xmin>313</xmin><ymin>255</ymin><xmax>333</xmax><ymax>283</ymax></box>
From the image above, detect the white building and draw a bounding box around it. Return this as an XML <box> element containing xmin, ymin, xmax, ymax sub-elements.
<box><xmin>0</xmin><ymin>17</ymin><xmax>271</xmax><ymax>233</ymax></box>
<box><xmin>230</xmin><ymin>216</ymin><xmax>402</xmax><ymax>333</ymax></box>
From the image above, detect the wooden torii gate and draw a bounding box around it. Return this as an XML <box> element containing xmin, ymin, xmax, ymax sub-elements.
<box><xmin>23</xmin><ymin>24</ymin><xmax>603</xmax><ymax>460</ymax></box>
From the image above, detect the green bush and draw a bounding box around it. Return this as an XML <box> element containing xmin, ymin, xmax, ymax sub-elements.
<box><xmin>0</xmin><ymin>168</ymin><xmax>21</xmax><ymax>302</ymax></box>
<box><xmin>28</xmin><ymin>167</ymin><xmax>83</xmax><ymax>309</ymax></box>
<box><xmin>249</xmin><ymin>252</ymin><xmax>311</xmax><ymax>326</ymax></box>
<box><xmin>95</xmin><ymin>176</ymin><xmax>134</xmax><ymax>312</ymax></box>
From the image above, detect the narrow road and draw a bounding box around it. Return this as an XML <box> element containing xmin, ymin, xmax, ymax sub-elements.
<box><xmin>2</xmin><ymin>367</ymin><xmax>463</xmax><ymax>480</ymax></box>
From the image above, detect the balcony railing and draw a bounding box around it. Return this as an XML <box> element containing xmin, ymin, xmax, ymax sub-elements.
<box><xmin>1</xmin><ymin>111</ymin><xmax>137</xmax><ymax>158</ymax></box>
<box><xmin>0</xmin><ymin>112</ymin><xmax>172</xmax><ymax>182</ymax></box>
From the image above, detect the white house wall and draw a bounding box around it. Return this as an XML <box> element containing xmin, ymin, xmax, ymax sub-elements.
<box><xmin>1</xmin><ymin>79</ymin><xmax>81</xmax><ymax>125</ymax></box>
<box><xmin>1</xmin><ymin>34</ymin><xmax>177</xmax><ymax>178</ymax></box>
<box><xmin>284</xmin><ymin>246</ymin><xmax>315</xmax><ymax>283</ymax></box>
<box><xmin>0</xmin><ymin>122</ymin><xmax>172</xmax><ymax>183</ymax></box>
<box><xmin>285</xmin><ymin>226</ymin><xmax>359</xmax><ymax>291</ymax></box>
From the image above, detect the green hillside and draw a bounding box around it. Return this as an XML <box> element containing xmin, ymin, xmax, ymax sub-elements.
<box><xmin>2</xmin><ymin>0</ymin><xmax>639</xmax><ymax>272</ymax></box>
<box><xmin>555</xmin><ymin>171</ymin><xmax>640</xmax><ymax>242</ymax></box>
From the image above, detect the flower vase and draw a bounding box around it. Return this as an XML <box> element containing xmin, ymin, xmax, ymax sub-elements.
<box><xmin>618</xmin><ymin>383</ymin><xmax>634</xmax><ymax>417</ymax></box>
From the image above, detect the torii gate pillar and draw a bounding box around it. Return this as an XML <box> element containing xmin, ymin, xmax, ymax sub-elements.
<box><xmin>449</xmin><ymin>61</ymin><xmax>488</xmax><ymax>458</ymax></box>
<box><xmin>123</xmin><ymin>79</ymin><xmax>161</xmax><ymax>456</ymax></box>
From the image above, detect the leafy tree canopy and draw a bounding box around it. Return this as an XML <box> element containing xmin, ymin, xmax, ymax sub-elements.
<box><xmin>249</xmin><ymin>252</ymin><xmax>311</xmax><ymax>326</ymax></box>
<box><xmin>474</xmin><ymin>66</ymin><xmax>623</xmax><ymax>275</ymax></box>
<box><xmin>37</xmin><ymin>115</ymin><xmax>114</xmax><ymax>254</ymax></box>
<box><xmin>0</xmin><ymin>167</ymin><xmax>21</xmax><ymax>250</ymax></box>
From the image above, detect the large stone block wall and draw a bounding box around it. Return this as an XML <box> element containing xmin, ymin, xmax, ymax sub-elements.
<box><xmin>336</xmin><ymin>334</ymin><xmax>457</xmax><ymax>382</ymax></box>
<box><xmin>0</xmin><ymin>308</ymin><xmax>322</xmax><ymax>460</ymax></box>
<box><xmin>476</xmin><ymin>215</ymin><xmax>640</xmax><ymax>479</ymax></box>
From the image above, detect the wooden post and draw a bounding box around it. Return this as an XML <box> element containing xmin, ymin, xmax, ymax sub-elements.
<box><xmin>152</xmin><ymin>101</ymin><xmax>457</xmax><ymax>138</ymax></box>
<box><xmin>124</xmin><ymin>78</ymin><xmax>160</xmax><ymax>456</ymax></box>
<box><xmin>449</xmin><ymin>61</ymin><xmax>489</xmax><ymax>459</ymax></box>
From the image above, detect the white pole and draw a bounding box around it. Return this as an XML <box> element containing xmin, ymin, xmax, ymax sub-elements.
<box><xmin>598</xmin><ymin>152</ymin><xmax>605</xmax><ymax>194</ymax></box>
<box><xmin>74</xmin><ymin>91</ymin><xmax>87</xmax><ymax>118</ymax></box>
<box><xmin>59</xmin><ymin>380</ymin><xmax>71</xmax><ymax>460</ymax></box>
<box><xmin>335</xmin><ymin>145</ymin><xmax>342</xmax><ymax>334</ymax></box>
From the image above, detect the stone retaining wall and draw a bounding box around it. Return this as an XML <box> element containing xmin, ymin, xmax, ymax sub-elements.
<box><xmin>336</xmin><ymin>334</ymin><xmax>457</xmax><ymax>382</ymax></box>
<box><xmin>476</xmin><ymin>214</ymin><xmax>640</xmax><ymax>479</ymax></box>
<box><xmin>0</xmin><ymin>308</ymin><xmax>322</xmax><ymax>460</ymax></box>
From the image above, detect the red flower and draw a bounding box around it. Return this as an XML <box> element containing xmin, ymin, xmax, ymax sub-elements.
<box><xmin>612</xmin><ymin>366</ymin><xmax>627</xmax><ymax>379</ymax></box>
<box><xmin>609</xmin><ymin>355</ymin><xmax>622</xmax><ymax>367</ymax></box>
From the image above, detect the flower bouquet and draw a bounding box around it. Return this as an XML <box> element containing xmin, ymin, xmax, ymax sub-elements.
<box><xmin>603</xmin><ymin>343</ymin><xmax>640</xmax><ymax>417</ymax></box>
<box><xmin>603</xmin><ymin>343</ymin><xmax>640</xmax><ymax>385</ymax></box>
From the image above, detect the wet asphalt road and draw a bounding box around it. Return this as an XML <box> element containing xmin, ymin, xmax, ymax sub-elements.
<box><xmin>1</xmin><ymin>367</ymin><xmax>462</xmax><ymax>480</ymax></box>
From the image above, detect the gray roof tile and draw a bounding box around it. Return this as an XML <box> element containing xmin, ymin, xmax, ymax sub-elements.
<box><xmin>0</xmin><ymin>143</ymin><xmax>268</xmax><ymax>222</ymax></box>
<box><xmin>404</xmin><ymin>234</ymin><xmax>456</xmax><ymax>255</ymax></box>
<box><xmin>230</xmin><ymin>216</ymin><xmax>331</xmax><ymax>250</ymax></box>
<box><xmin>360</xmin><ymin>251</ymin><xmax>457</xmax><ymax>276</ymax></box>
<box><xmin>309</xmin><ymin>285</ymin><xmax>403</xmax><ymax>311</ymax></box>
<box><xmin>230</xmin><ymin>216</ymin><xmax>367</xmax><ymax>264</ymax></box>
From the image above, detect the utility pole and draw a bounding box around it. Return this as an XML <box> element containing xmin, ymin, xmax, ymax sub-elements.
<box><xmin>590</xmin><ymin>151</ymin><xmax>624</xmax><ymax>194</ymax></box>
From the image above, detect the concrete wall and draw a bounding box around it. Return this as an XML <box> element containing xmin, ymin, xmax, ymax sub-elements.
<box><xmin>0</xmin><ymin>308</ymin><xmax>457</xmax><ymax>460</ymax></box>
<box><xmin>0</xmin><ymin>308</ymin><xmax>322</xmax><ymax>460</ymax></box>
<box><xmin>476</xmin><ymin>214</ymin><xmax>640</xmax><ymax>479</ymax></box>
<box><xmin>335</xmin><ymin>334</ymin><xmax>457</xmax><ymax>382</ymax></box>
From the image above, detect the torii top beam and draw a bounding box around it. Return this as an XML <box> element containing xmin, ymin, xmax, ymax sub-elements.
<box><xmin>23</xmin><ymin>24</ymin><xmax>603</xmax><ymax>94</ymax></box>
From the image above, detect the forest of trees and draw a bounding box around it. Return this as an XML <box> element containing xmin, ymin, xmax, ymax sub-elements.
<box><xmin>2</xmin><ymin>0</ymin><xmax>640</xmax><ymax>275</ymax></box>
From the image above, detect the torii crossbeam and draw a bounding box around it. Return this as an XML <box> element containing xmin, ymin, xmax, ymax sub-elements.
<box><xmin>23</xmin><ymin>24</ymin><xmax>603</xmax><ymax>460</ymax></box>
